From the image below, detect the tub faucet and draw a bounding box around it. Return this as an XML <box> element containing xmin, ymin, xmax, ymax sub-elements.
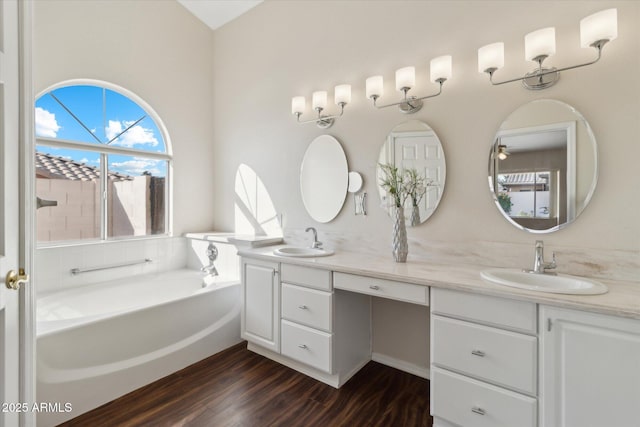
<box><xmin>527</xmin><ymin>240</ymin><xmax>557</xmax><ymax>274</ymax></box>
<box><xmin>201</xmin><ymin>242</ymin><xmax>219</xmax><ymax>276</ymax></box>
<box><xmin>305</xmin><ymin>227</ymin><xmax>322</xmax><ymax>249</ymax></box>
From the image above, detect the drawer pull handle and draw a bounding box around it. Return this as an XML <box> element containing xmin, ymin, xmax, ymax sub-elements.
<box><xmin>471</xmin><ymin>407</ymin><xmax>486</xmax><ymax>416</ymax></box>
<box><xmin>471</xmin><ymin>350</ymin><xmax>486</xmax><ymax>357</ymax></box>
<box><xmin>298</xmin><ymin>344</ymin><xmax>308</xmax><ymax>349</ymax></box>
<box><xmin>369</xmin><ymin>285</ymin><xmax>380</xmax><ymax>290</ymax></box>
<box><xmin>298</xmin><ymin>305</ymin><xmax>308</xmax><ymax>310</ymax></box>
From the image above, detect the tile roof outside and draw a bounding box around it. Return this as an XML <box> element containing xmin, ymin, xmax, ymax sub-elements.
<box><xmin>36</xmin><ymin>151</ymin><xmax>132</xmax><ymax>181</ymax></box>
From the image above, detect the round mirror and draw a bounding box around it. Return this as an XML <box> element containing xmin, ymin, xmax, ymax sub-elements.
<box><xmin>488</xmin><ymin>99</ymin><xmax>598</xmax><ymax>233</ymax></box>
<box><xmin>300</xmin><ymin>135</ymin><xmax>349</xmax><ymax>223</ymax></box>
<box><xmin>377</xmin><ymin>120</ymin><xmax>446</xmax><ymax>226</ymax></box>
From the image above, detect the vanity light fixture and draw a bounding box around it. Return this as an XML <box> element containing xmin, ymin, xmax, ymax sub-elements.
<box><xmin>366</xmin><ymin>55</ymin><xmax>452</xmax><ymax>114</ymax></box>
<box><xmin>292</xmin><ymin>85</ymin><xmax>351</xmax><ymax>129</ymax></box>
<box><xmin>478</xmin><ymin>8</ymin><xmax>617</xmax><ymax>90</ymax></box>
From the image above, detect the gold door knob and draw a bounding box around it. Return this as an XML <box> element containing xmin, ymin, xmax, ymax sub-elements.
<box><xmin>6</xmin><ymin>268</ymin><xmax>29</xmax><ymax>290</ymax></box>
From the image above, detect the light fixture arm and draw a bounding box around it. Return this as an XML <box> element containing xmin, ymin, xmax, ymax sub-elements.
<box><xmin>369</xmin><ymin>79</ymin><xmax>445</xmax><ymax>114</ymax></box>
<box><xmin>295</xmin><ymin>103</ymin><xmax>345</xmax><ymax>129</ymax></box>
<box><xmin>371</xmin><ymin>79</ymin><xmax>444</xmax><ymax>109</ymax></box>
<box><xmin>485</xmin><ymin>41</ymin><xmax>605</xmax><ymax>88</ymax></box>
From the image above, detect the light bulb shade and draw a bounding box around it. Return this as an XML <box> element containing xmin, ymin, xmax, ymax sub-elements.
<box><xmin>334</xmin><ymin>84</ymin><xmax>351</xmax><ymax>105</ymax></box>
<box><xmin>525</xmin><ymin>27</ymin><xmax>556</xmax><ymax>61</ymax></box>
<box><xmin>312</xmin><ymin>91</ymin><xmax>327</xmax><ymax>110</ymax></box>
<box><xmin>430</xmin><ymin>55</ymin><xmax>452</xmax><ymax>82</ymax></box>
<box><xmin>395</xmin><ymin>66</ymin><xmax>415</xmax><ymax>91</ymax></box>
<box><xmin>291</xmin><ymin>96</ymin><xmax>306</xmax><ymax>115</ymax></box>
<box><xmin>478</xmin><ymin>42</ymin><xmax>505</xmax><ymax>73</ymax></box>
<box><xmin>580</xmin><ymin>8</ymin><xmax>617</xmax><ymax>47</ymax></box>
<box><xmin>366</xmin><ymin>76</ymin><xmax>383</xmax><ymax>99</ymax></box>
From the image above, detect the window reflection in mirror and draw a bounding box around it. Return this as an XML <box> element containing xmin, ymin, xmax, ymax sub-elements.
<box><xmin>489</xmin><ymin>100</ymin><xmax>597</xmax><ymax>233</ymax></box>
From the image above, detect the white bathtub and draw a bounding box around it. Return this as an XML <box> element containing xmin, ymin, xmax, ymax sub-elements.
<box><xmin>36</xmin><ymin>269</ymin><xmax>241</xmax><ymax>427</ymax></box>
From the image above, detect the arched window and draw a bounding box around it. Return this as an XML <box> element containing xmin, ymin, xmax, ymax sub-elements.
<box><xmin>35</xmin><ymin>81</ymin><xmax>172</xmax><ymax>243</ymax></box>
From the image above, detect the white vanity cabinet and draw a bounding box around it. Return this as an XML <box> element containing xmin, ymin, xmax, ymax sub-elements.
<box><xmin>539</xmin><ymin>306</ymin><xmax>640</xmax><ymax>427</ymax></box>
<box><xmin>280</xmin><ymin>263</ymin><xmax>334</xmax><ymax>373</ymax></box>
<box><xmin>240</xmin><ymin>258</ymin><xmax>280</xmax><ymax>353</ymax></box>
<box><xmin>242</xmin><ymin>258</ymin><xmax>371</xmax><ymax>388</ymax></box>
<box><xmin>430</xmin><ymin>288</ymin><xmax>538</xmax><ymax>427</ymax></box>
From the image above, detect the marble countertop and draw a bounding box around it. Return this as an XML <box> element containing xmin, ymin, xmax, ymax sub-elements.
<box><xmin>238</xmin><ymin>246</ymin><xmax>640</xmax><ymax>320</ymax></box>
<box><xmin>185</xmin><ymin>232</ymin><xmax>283</xmax><ymax>247</ymax></box>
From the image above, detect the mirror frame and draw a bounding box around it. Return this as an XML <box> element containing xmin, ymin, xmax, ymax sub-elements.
<box><xmin>488</xmin><ymin>99</ymin><xmax>599</xmax><ymax>233</ymax></box>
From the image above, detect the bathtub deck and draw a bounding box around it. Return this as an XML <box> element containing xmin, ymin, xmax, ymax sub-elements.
<box><xmin>58</xmin><ymin>342</ymin><xmax>432</xmax><ymax>427</ymax></box>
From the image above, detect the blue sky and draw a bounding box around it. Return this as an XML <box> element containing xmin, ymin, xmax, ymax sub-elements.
<box><xmin>35</xmin><ymin>85</ymin><xmax>167</xmax><ymax>177</ymax></box>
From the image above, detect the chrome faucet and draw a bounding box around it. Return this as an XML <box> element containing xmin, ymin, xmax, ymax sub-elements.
<box><xmin>305</xmin><ymin>227</ymin><xmax>323</xmax><ymax>249</ymax></box>
<box><xmin>201</xmin><ymin>242</ymin><xmax>219</xmax><ymax>276</ymax></box>
<box><xmin>527</xmin><ymin>240</ymin><xmax>557</xmax><ymax>274</ymax></box>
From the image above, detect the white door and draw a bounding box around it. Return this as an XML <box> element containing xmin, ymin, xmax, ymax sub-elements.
<box><xmin>540</xmin><ymin>306</ymin><xmax>640</xmax><ymax>427</ymax></box>
<box><xmin>1</xmin><ymin>1</ymin><xmax>32</xmax><ymax>426</ymax></box>
<box><xmin>391</xmin><ymin>131</ymin><xmax>444</xmax><ymax>217</ymax></box>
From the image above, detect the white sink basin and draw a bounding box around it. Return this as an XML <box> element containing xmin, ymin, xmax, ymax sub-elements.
<box><xmin>273</xmin><ymin>246</ymin><xmax>334</xmax><ymax>258</ymax></box>
<box><xmin>480</xmin><ymin>268</ymin><xmax>608</xmax><ymax>295</ymax></box>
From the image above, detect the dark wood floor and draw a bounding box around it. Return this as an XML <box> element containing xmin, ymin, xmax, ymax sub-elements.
<box><xmin>60</xmin><ymin>342</ymin><xmax>433</xmax><ymax>427</ymax></box>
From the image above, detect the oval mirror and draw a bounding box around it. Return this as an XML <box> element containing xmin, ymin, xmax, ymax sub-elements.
<box><xmin>300</xmin><ymin>135</ymin><xmax>349</xmax><ymax>223</ymax></box>
<box><xmin>488</xmin><ymin>99</ymin><xmax>598</xmax><ymax>233</ymax></box>
<box><xmin>377</xmin><ymin>120</ymin><xmax>446</xmax><ymax>226</ymax></box>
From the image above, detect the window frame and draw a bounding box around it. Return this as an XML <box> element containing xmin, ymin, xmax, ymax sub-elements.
<box><xmin>35</xmin><ymin>79</ymin><xmax>173</xmax><ymax>247</ymax></box>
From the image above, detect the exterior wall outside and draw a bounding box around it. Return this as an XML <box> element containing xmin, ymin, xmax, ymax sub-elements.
<box><xmin>36</xmin><ymin>176</ymin><xmax>165</xmax><ymax>242</ymax></box>
<box><xmin>36</xmin><ymin>178</ymin><xmax>100</xmax><ymax>241</ymax></box>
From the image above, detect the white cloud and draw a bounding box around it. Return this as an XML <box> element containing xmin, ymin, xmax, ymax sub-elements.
<box><xmin>35</xmin><ymin>107</ymin><xmax>61</xmax><ymax>137</ymax></box>
<box><xmin>110</xmin><ymin>158</ymin><xmax>163</xmax><ymax>176</ymax></box>
<box><xmin>105</xmin><ymin>120</ymin><xmax>159</xmax><ymax>148</ymax></box>
<box><xmin>79</xmin><ymin>157</ymin><xmax>99</xmax><ymax>165</ymax></box>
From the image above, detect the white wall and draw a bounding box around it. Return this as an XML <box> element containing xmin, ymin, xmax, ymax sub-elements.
<box><xmin>211</xmin><ymin>1</ymin><xmax>640</xmax><ymax>370</ymax></box>
<box><xmin>34</xmin><ymin>0</ymin><xmax>215</xmax><ymax>236</ymax></box>
<box><xmin>211</xmin><ymin>0</ymin><xmax>640</xmax><ymax>254</ymax></box>
<box><xmin>32</xmin><ymin>0</ymin><xmax>640</xmax><ymax>377</ymax></box>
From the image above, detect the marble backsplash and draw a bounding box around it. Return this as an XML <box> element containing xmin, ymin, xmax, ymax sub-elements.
<box><xmin>283</xmin><ymin>228</ymin><xmax>640</xmax><ymax>283</ymax></box>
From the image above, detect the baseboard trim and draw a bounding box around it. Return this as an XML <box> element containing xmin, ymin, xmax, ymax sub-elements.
<box><xmin>371</xmin><ymin>352</ymin><xmax>430</xmax><ymax>379</ymax></box>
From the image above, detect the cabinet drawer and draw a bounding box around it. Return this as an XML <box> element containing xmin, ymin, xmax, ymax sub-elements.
<box><xmin>432</xmin><ymin>315</ymin><xmax>537</xmax><ymax>395</ymax></box>
<box><xmin>282</xmin><ymin>283</ymin><xmax>332</xmax><ymax>332</ymax></box>
<box><xmin>281</xmin><ymin>264</ymin><xmax>331</xmax><ymax>291</ymax></box>
<box><xmin>281</xmin><ymin>320</ymin><xmax>332</xmax><ymax>373</ymax></box>
<box><xmin>431</xmin><ymin>288</ymin><xmax>536</xmax><ymax>334</ymax></box>
<box><xmin>432</xmin><ymin>367</ymin><xmax>536</xmax><ymax>427</ymax></box>
<box><xmin>333</xmin><ymin>272</ymin><xmax>428</xmax><ymax>305</ymax></box>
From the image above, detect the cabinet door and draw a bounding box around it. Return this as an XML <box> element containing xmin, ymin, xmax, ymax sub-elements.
<box><xmin>540</xmin><ymin>306</ymin><xmax>640</xmax><ymax>427</ymax></box>
<box><xmin>241</xmin><ymin>259</ymin><xmax>280</xmax><ymax>353</ymax></box>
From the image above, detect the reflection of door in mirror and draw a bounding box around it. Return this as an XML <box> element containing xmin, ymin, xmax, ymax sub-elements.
<box><xmin>493</xmin><ymin>121</ymin><xmax>576</xmax><ymax>231</ymax></box>
<box><xmin>388</xmin><ymin>130</ymin><xmax>443</xmax><ymax>222</ymax></box>
<box><xmin>378</xmin><ymin>120</ymin><xmax>446</xmax><ymax>226</ymax></box>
